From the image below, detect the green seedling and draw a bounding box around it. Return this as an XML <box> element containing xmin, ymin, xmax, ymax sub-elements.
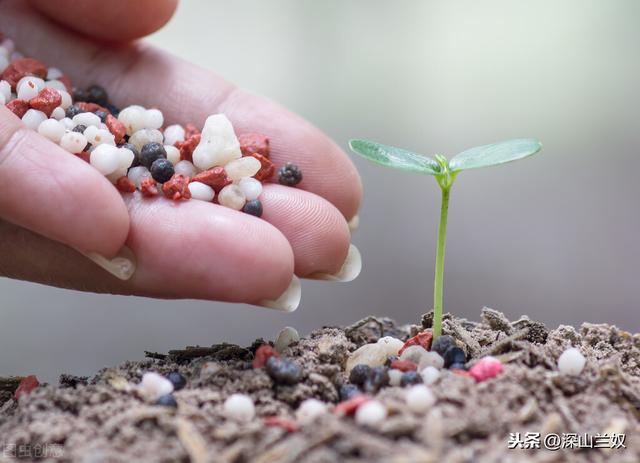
<box><xmin>349</xmin><ymin>138</ymin><xmax>542</xmax><ymax>339</ymax></box>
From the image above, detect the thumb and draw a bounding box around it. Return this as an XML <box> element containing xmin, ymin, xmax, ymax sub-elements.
<box><xmin>0</xmin><ymin>105</ymin><xmax>129</xmax><ymax>258</ymax></box>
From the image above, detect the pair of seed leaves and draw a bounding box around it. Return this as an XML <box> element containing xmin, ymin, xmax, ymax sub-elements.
<box><xmin>349</xmin><ymin>138</ymin><xmax>542</xmax><ymax>181</ymax></box>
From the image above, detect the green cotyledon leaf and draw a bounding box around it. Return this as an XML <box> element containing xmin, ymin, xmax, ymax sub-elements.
<box><xmin>349</xmin><ymin>139</ymin><xmax>440</xmax><ymax>176</ymax></box>
<box><xmin>448</xmin><ymin>138</ymin><xmax>542</xmax><ymax>172</ymax></box>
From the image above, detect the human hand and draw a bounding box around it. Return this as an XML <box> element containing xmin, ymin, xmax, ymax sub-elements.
<box><xmin>0</xmin><ymin>0</ymin><xmax>362</xmax><ymax>310</ymax></box>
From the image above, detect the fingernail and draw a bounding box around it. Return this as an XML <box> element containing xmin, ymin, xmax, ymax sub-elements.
<box><xmin>258</xmin><ymin>275</ymin><xmax>301</xmax><ymax>312</ymax></box>
<box><xmin>83</xmin><ymin>246</ymin><xmax>137</xmax><ymax>281</ymax></box>
<box><xmin>348</xmin><ymin>214</ymin><xmax>360</xmax><ymax>233</ymax></box>
<box><xmin>307</xmin><ymin>244</ymin><xmax>362</xmax><ymax>282</ymax></box>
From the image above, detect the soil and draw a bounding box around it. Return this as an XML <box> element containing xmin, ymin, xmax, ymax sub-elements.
<box><xmin>1</xmin><ymin>308</ymin><xmax>639</xmax><ymax>463</ymax></box>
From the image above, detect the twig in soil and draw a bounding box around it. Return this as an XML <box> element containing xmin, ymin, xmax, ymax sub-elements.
<box><xmin>0</xmin><ymin>398</ymin><xmax>15</xmax><ymax>414</ymax></box>
<box><xmin>620</xmin><ymin>384</ymin><xmax>640</xmax><ymax>419</ymax></box>
<box><xmin>254</xmin><ymin>425</ymin><xmax>339</xmax><ymax>463</ymax></box>
<box><xmin>491</xmin><ymin>350</ymin><xmax>524</xmax><ymax>364</ymax></box>
<box><xmin>218</xmin><ymin>442</ymin><xmax>252</xmax><ymax>463</ymax></box>
<box><xmin>553</xmin><ymin>393</ymin><xmax>580</xmax><ymax>433</ymax></box>
<box><xmin>176</xmin><ymin>418</ymin><xmax>209</xmax><ymax>463</ymax></box>
<box><xmin>344</xmin><ymin>316</ymin><xmax>385</xmax><ymax>339</ymax></box>
<box><xmin>444</xmin><ymin>320</ymin><xmax>482</xmax><ymax>357</ymax></box>
<box><xmin>59</xmin><ymin>374</ymin><xmax>89</xmax><ymax>388</ymax></box>
<box><xmin>168</xmin><ymin>344</ymin><xmax>252</xmax><ymax>362</ymax></box>
<box><xmin>253</xmin><ymin>434</ymin><xmax>309</xmax><ymax>463</ymax></box>
<box><xmin>516</xmin><ymin>398</ymin><xmax>539</xmax><ymax>423</ymax></box>
<box><xmin>600</xmin><ymin>363</ymin><xmax>640</xmax><ymax>419</ymax></box>
<box><xmin>169</xmin><ymin>346</ymin><xmax>220</xmax><ymax>360</ymax></box>
<box><xmin>144</xmin><ymin>351</ymin><xmax>168</xmax><ymax>361</ymax></box>
<box><xmin>481</xmin><ymin>307</ymin><xmax>514</xmax><ymax>334</ymax></box>
<box><xmin>479</xmin><ymin>327</ymin><xmax>530</xmax><ymax>356</ymax></box>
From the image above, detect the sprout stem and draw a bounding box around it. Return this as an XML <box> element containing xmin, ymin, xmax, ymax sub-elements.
<box><xmin>433</xmin><ymin>185</ymin><xmax>450</xmax><ymax>338</ymax></box>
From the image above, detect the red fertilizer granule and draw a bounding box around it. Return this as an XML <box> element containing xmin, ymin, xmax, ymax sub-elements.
<box><xmin>248</xmin><ymin>152</ymin><xmax>275</xmax><ymax>181</ymax></box>
<box><xmin>175</xmin><ymin>133</ymin><xmax>200</xmax><ymax>162</ymax></box>
<box><xmin>263</xmin><ymin>416</ymin><xmax>298</xmax><ymax>433</ymax></box>
<box><xmin>389</xmin><ymin>359</ymin><xmax>418</xmax><ymax>372</ymax></box>
<box><xmin>140</xmin><ymin>177</ymin><xmax>159</xmax><ymax>197</ymax></box>
<box><xmin>76</xmin><ymin>150</ymin><xmax>91</xmax><ymax>163</ymax></box>
<box><xmin>191</xmin><ymin>166</ymin><xmax>232</xmax><ymax>192</ymax></box>
<box><xmin>451</xmin><ymin>368</ymin><xmax>474</xmax><ymax>379</ymax></box>
<box><xmin>29</xmin><ymin>87</ymin><xmax>62</xmax><ymax>117</ymax></box>
<box><xmin>74</xmin><ymin>102</ymin><xmax>110</xmax><ymax>114</ymax></box>
<box><xmin>5</xmin><ymin>99</ymin><xmax>29</xmax><ymax>118</ymax></box>
<box><xmin>162</xmin><ymin>174</ymin><xmax>191</xmax><ymax>200</ymax></box>
<box><xmin>333</xmin><ymin>394</ymin><xmax>371</xmax><ymax>416</ymax></box>
<box><xmin>1</xmin><ymin>58</ymin><xmax>47</xmax><ymax>90</ymax></box>
<box><xmin>105</xmin><ymin>114</ymin><xmax>126</xmax><ymax>144</ymax></box>
<box><xmin>116</xmin><ymin>176</ymin><xmax>136</xmax><ymax>193</ymax></box>
<box><xmin>252</xmin><ymin>344</ymin><xmax>280</xmax><ymax>369</ymax></box>
<box><xmin>184</xmin><ymin>123</ymin><xmax>200</xmax><ymax>139</ymax></box>
<box><xmin>398</xmin><ymin>331</ymin><xmax>433</xmax><ymax>356</ymax></box>
<box><xmin>14</xmin><ymin>375</ymin><xmax>39</xmax><ymax>400</ymax></box>
<box><xmin>240</xmin><ymin>132</ymin><xmax>270</xmax><ymax>159</ymax></box>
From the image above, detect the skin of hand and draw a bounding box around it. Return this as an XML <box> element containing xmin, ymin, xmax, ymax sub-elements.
<box><xmin>0</xmin><ymin>0</ymin><xmax>362</xmax><ymax>307</ymax></box>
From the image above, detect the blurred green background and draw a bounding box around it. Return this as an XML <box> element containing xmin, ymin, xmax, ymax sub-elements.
<box><xmin>1</xmin><ymin>0</ymin><xmax>639</xmax><ymax>382</ymax></box>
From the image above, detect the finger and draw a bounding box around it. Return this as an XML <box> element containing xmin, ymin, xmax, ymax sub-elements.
<box><xmin>27</xmin><ymin>0</ymin><xmax>179</xmax><ymax>43</ymax></box>
<box><xmin>122</xmin><ymin>194</ymin><xmax>295</xmax><ymax>302</ymax></box>
<box><xmin>0</xmin><ymin>195</ymin><xmax>296</xmax><ymax>304</ymax></box>
<box><xmin>260</xmin><ymin>184</ymin><xmax>351</xmax><ymax>277</ymax></box>
<box><xmin>0</xmin><ymin>1</ymin><xmax>363</xmax><ymax>221</ymax></box>
<box><xmin>0</xmin><ymin>106</ymin><xmax>129</xmax><ymax>257</ymax></box>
